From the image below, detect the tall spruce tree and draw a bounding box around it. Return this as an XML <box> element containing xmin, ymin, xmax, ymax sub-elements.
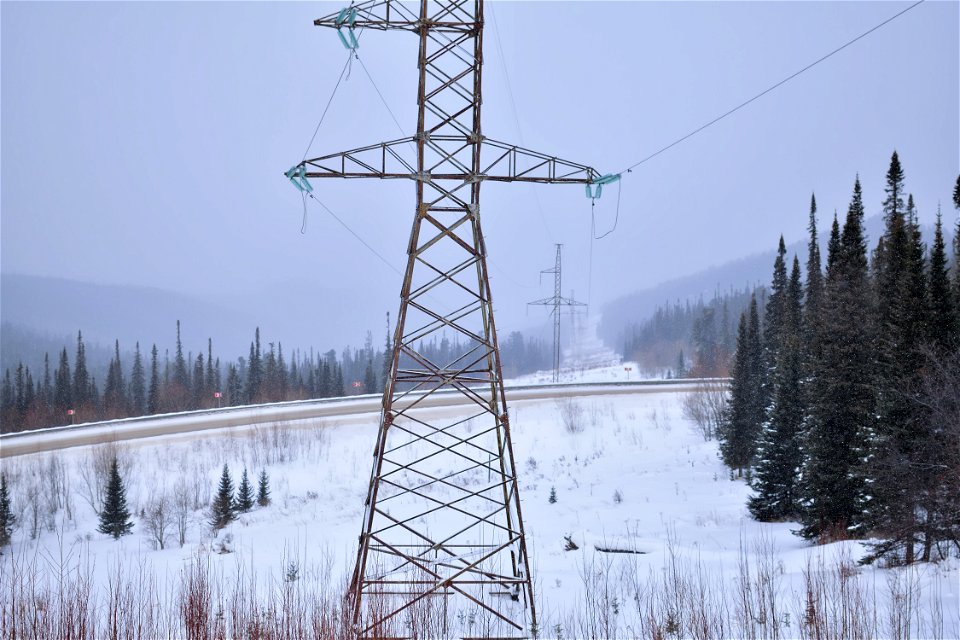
<box><xmin>192</xmin><ymin>354</ymin><xmax>206</xmax><ymax>409</ymax></box>
<box><xmin>750</xmin><ymin>257</ymin><xmax>804</xmax><ymax>521</ymax></box>
<box><xmin>148</xmin><ymin>344</ymin><xmax>160</xmax><ymax>414</ymax></box>
<box><xmin>927</xmin><ymin>207</ymin><xmax>960</xmax><ymax>353</ymax></box>
<box><xmin>73</xmin><ymin>331</ymin><xmax>89</xmax><ymax>409</ymax></box>
<box><xmin>719</xmin><ymin>295</ymin><xmax>764</xmax><ymax>476</ymax></box>
<box><xmin>104</xmin><ymin>339</ymin><xmax>126</xmax><ymax>415</ymax></box>
<box><xmin>865</xmin><ymin>161</ymin><xmax>929</xmax><ymax>562</ymax></box>
<box><xmin>130</xmin><ymin>342</ymin><xmax>146</xmax><ymax>416</ymax></box>
<box><xmin>98</xmin><ymin>457</ymin><xmax>133</xmax><ymax>539</ymax></box>
<box><xmin>235</xmin><ymin>469</ymin><xmax>255</xmax><ymax>513</ymax></box>
<box><xmin>54</xmin><ymin>348</ymin><xmax>72</xmax><ymax>417</ymax></box>
<box><xmin>41</xmin><ymin>353</ymin><xmax>52</xmax><ymax>419</ymax></box>
<box><xmin>764</xmin><ymin>236</ymin><xmax>789</xmax><ymax>369</ymax></box>
<box><xmin>363</xmin><ymin>359</ymin><xmax>377</xmax><ymax>394</ymax></box>
<box><xmin>798</xmin><ymin>177</ymin><xmax>873</xmax><ymax>541</ymax></box>
<box><xmin>804</xmin><ymin>194</ymin><xmax>823</xmax><ymax>343</ymax></box>
<box><xmin>226</xmin><ymin>364</ymin><xmax>241</xmax><ymax>405</ymax></box>
<box><xmin>0</xmin><ymin>473</ymin><xmax>14</xmax><ymax>547</ymax></box>
<box><xmin>205</xmin><ymin>339</ymin><xmax>216</xmax><ymax>398</ymax></box>
<box><xmin>953</xmin><ymin>177</ymin><xmax>960</xmax><ymax>304</ymax></box>
<box><xmin>381</xmin><ymin>312</ymin><xmax>393</xmax><ymax>392</ymax></box>
<box><xmin>173</xmin><ymin>320</ymin><xmax>189</xmax><ymax>390</ymax></box>
<box><xmin>245</xmin><ymin>328</ymin><xmax>262</xmax><ymax>403</ymax></box>
<box><xmin>257</xmin><ymin>469</ymin><xmax>271</xmax><ymax>507</ymax></box>
<box><xmin>210</xmin><ymin>464</ymin><xmax>236</xmax><ymax>530</ymax></box>
<box><xmin>928</xmin><ymin>208</ymin><xmax>957</xmax><ymax>351</ymax></box>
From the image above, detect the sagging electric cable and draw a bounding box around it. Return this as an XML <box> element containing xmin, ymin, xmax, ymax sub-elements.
<box><xmin>615</xmin><ymin>0</ymin><xmax>926</xmax><ymax>176</ymax></box>
<box><xmin>305</xmin><ymin>193</ymin><xmax>402</xmax><ymax>275</ymax></box>
<box><xmin>302</xmin><ymin>50</ymin><xmax>355</xmax><ymax>162</ymax></box>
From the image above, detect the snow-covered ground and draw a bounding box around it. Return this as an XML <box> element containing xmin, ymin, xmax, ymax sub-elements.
<box><xmin>2</xmin><ymin>378</ymin><xmax>956</xmax><ymax>638</ymax></box>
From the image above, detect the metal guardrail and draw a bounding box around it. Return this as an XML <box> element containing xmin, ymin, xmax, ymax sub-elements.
<box><xmin>0</xmin><ymin>378</ymin><xmax>729</xmax><ymax>457</ymax></box>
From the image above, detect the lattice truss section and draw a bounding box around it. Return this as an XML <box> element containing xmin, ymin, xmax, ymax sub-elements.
<box><xmin>291</xmin><ymin>1</ymin><xmax>601</xmax><ymax>637</ymax></box>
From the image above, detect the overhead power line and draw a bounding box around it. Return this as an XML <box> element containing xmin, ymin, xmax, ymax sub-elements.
<box><xmin>617</xmin><ymin>0</ymin><xmax>926</xmax><ymax>175</ymax></box>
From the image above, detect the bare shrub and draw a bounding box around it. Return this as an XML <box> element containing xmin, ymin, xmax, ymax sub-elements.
<box><xmin>172</xmin><ymin>479</ymin><xmax>192</xmax><ymax>548</ymax></box>
<box><xmin>556</xmin><ymin>399</ymin><xmax>585</xmax><ymax>434</ymax></box>
<box><xmin>141</xmin><ymin>492</ymin><xmax>173</xmax><ymax>550</ymax></box>
<box><xmin>682</xmin><ymin>380</ymin><xmax>729</xmax><ymax>441</ymax></box>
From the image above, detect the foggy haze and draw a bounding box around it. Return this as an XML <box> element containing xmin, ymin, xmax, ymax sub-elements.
<box><xmin>2</xmin><ymin>1</ymin><xmax>957</xmax><ymax>355</ymax></box>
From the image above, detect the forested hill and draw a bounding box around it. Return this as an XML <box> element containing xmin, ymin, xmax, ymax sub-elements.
<box><xmin>0</xmin><ymin>274</ymin><xmax>386</xmax><ymax>366</ymax></box>
<box><xmin>599</xmin><ymin>214</ymin><xmax>892</xmax><ymax>357</ymax></box>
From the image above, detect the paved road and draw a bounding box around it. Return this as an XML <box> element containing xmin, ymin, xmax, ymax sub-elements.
<box><xmin>0</xmin><ymin>379</ymin><xmax>726</xmax><ymax>458</ymax></box>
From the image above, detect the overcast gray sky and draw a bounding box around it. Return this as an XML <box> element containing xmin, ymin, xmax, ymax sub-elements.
<box><xmin>2</xmin><ymin>1</ymin><xmax>957</xmax><ymax>340</ymax></box>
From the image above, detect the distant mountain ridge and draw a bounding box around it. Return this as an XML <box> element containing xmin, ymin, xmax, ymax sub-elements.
<box><xmin>0</xmin><ymin>273</ymin><xmax>387</xmax><ymax>373</ymax></box>
<box><xmin>598</xmin><ymin>214</ymin><xmax>903</xmax><ymax>348</ymax></box>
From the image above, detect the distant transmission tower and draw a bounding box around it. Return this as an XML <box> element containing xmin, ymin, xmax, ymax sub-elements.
<box><xmin>285</xmin><ymin>2</ymin><xmax>611</xmax><ymax>637</ymax></box>
<box><xmin>528</xmin><ymin>244</ymin><xmax>587</xmax><ymax>383</ymax></box>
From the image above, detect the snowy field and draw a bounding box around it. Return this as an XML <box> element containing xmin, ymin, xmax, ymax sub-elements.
<box><xmin>2</xmin><ymin>384</ymin><xmax>957</xmax><ymax>638</ymax></box>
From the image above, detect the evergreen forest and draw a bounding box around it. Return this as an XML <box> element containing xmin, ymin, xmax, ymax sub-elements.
<box><xmin>0</xmin><ymin>319</ymin><xmax>550</xmax><ymax>433</ymax></box>
<box><xmin>718</xmin><ymin>154</ymin><xmax>960</xmax><ymax>564</ymax></box>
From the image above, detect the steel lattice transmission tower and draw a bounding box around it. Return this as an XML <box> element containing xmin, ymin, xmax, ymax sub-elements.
<box><xmin>286</xmin><ymin>2</ymin><xmax>605</xmax><ymax>636</ymax></box>
<box><xmin>528</xmin><ymin>244</ymin><xmax>587</xmax><ymax>384</ymax></box>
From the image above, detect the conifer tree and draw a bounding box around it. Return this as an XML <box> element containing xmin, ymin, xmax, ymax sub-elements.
<box><xmin>277</xmin><ymin>343</ymin><xmax>288</xmax><ymax>400</ymax></box>
<box><xmin>882</xmin><ymin>150</ymin><xmax>905</xmax><ymax>225</ymax></box>
<box><xmin>226</xmin><ymin>364</ymin><xmax>241</xmax><ymax>406</ymax></box>
<box><xmin>235</xmin><ymin>468</ymin><xmax>254</xmax><ymax>513</ymax></box>
<box><xmin>210</xmin><ymin>464</ymin><xmax>235</xmax><ymax>530</ymax></box>
<box><xmin>257</xmin><ymin>469</ymin><xmax>271</xmax><ymax>507</ymax></box>
<box><xmin>804</xmin><ymin>194</ymin><xmax>823</xmax><ymax>341</ymax></box>
<box><xmin>104</xmin><ymin>339</ymin><xmax>126</xmax><ymax>415</ymax></box>
<box><xmin>0</xmin><ymin>370</ymin><xmax>13</xmax><ymax>429</ymax></box>
<box><xmin>54</xmin><ymin>347</ymin><xmax>72</xmax><ymax>416</ymax></box>
<box><xmin>15</xmin><ymin>364</ymin><xmax>27</xmax><ymax>422</ymax></box>
<box><xmin>73</xmin><ymin>331</ymin><xmax>89</xmax><ymax>409</ymax></box>
<box><xmin>245</xmin><ymin>328</ymin><xmax>262</xmax><ymax>403</ymax></box>
<box><xmin>927</xmin><ymin>207</ymin><xmax>956</xmax><ymax>351</ymax></box>
<box><xmin>41</xmin><ymin>353</ymin><xmax>53</xmax><ymax>419</ymax></box>
<box><xmin>953</xmin><ymin>177</ymin><xmax>960</xmax><ymax>303</ymax></box>
<box><xmin>148</xmin><ymin>344</ymin><xmax>160</xmax><ymax>414</ymax></box>
<box><xmin>381</xmin><ymin>312</ymin><xmax>393</xmax><ymax>392</ymax></box>
<box><xmin>719</xmin><ymin>296</ymin><xmax>764</xmax><ymax>476</ymax></box>
<box><xmin>798</xmin><ymin>177</ymin><xmax>873</xmax><ymax>541</ymax></box>
<box><xmin>363</xmin><ymin>359</ymin><xmax>377</xmax><ymax>394</ymax></box>
<box><xmin>764</xmin><ymin>236</ymin><xmax>789</xmax><ymax>370</ymax></box>
<box><xmin>0</xmin><ymin>473</ymin><xmax>14</xmax><ymax>547</ymax></box>
<box><xmin>205</xmin><ymin>338</ymin><xmax>215</xmax><ymax>397</ymax></box>
<box><xmin>263</xmin><ymin>343</ymin><xmax>278</xmax><ymax>401</ymax></box>
<box><xmin>98</xmin><ymin>457</ymin><xmax>133</xmax><ymax>539</ymax></box>
<box><xmin>173</xmin><ymin>320</ymin><xmax>189</xmax><ymax>390</ymax></box>
<box><xmin>750</xmin><ymin>257</ymin><xmax>804</xmax><ymax>521</ymax></box>
<box><xmin>130</xmin><ymin>342</ymin><xmax>146</xmax><ymax>416</ymax></box>
<box><xmin>191</xmin><ymin>353</ymin><xmax>205</xmax><ymax>409</ymax></box>
<box><xmin>866</xmin><ymin>164</ymin><xmax>929</xmax><ymax>561</ymax></box>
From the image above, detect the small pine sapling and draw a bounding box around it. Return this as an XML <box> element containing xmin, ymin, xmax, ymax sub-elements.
<box><xmin>234</xmin><ymin>468</ymin><xmax>254</xmax><ymax>513</ymax></box>
<box><xmin>257</xmin><ymin>469</ymin><xmax>271</xmax><ymax>507</ymax></box>
<box><xmin>210</xmin><ymin>464</ymin><xmax>235</xmax><ymax>531</ymax></box>
<box><xmin>98</xmin><ymin>457</ymin><xmax>133</xmax><ymax>539</ymax></box>
<box><xmin>548</xmin><ymin>486</ymin><xmax>557</xmax><ymax>504</ymax></box>
<box><xmin>0</xmin><ymin>473</ymin><xmax>15</xmax><ymax>547</ymax></box>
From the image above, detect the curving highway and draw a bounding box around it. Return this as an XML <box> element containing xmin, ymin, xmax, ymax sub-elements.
<box><xmin>0</xmin><ymin>379</ymin><xmax>727</xmax><ymax>458</ymax></box>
